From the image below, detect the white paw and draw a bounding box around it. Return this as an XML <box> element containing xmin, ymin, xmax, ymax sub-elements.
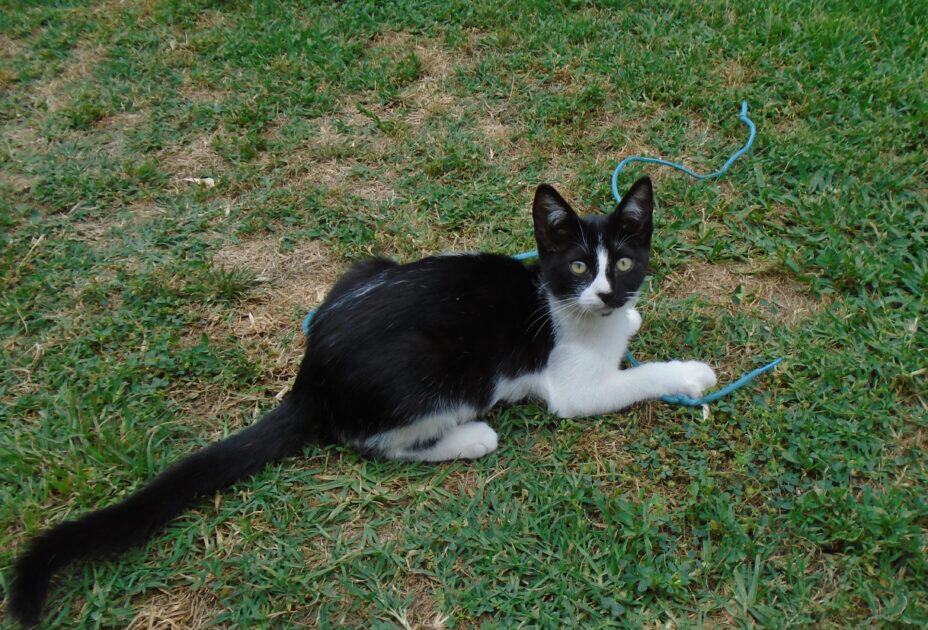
<box><xmin>624</xmin><ymin>308</ymin><xmax>642</xmax><ymax>335</ymax></box>
<box><xmin>451</xmin><ymin>422</ymin><xmax>498</xmax><ymax>459</ymax></box>
<box><xmin>667</xmin><ymin>361</ymin><xmax>717</xmax><ymax>399</ymax></box>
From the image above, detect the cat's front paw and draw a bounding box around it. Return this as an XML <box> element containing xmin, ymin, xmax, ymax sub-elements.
<box><xmin>666</xmin><ymin>361</ymin><xmax>717</xmax><ymax>399</ymax></box>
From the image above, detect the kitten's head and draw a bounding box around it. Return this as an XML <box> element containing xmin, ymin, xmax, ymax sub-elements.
<box><xmin>532</xmin><ymin>177</ymin><xmax>653</xmax><ymax>315</ymax></box>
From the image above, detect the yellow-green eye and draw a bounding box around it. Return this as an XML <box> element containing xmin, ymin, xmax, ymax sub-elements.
<box><xmin>569</xmin><ymin>260</ymin><xmax>588</xmax><ymax>275</ymax></box>
<box><xmin>616</xmin><ymin>257</ymin><xmax>633</xmax><ymax>272</ymax></box>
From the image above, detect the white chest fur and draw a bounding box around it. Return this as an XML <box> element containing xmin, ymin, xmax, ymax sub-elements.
<box><xmin>491</xmin><ymin>305</ymin><xmax>641</xmax><ymax>409</ymax></box>
<box><xmin>544</xmin><ymin>305</ymin><xmax>640</xmax><ymax>388</ymax></box>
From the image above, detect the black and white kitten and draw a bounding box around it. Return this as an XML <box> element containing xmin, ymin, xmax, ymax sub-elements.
<box><xmin>8</xmin><ymin>177</ymin><xmax>716</xmax><ymax>626</ymax></box>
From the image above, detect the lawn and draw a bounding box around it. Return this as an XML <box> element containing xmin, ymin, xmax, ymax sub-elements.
<box><xmin>1</xmin><ymin>0</ymin><xmax>926</xmax><ymax>626</ymax></box>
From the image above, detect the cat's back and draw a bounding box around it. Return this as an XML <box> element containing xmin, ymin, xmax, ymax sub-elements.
<box><xmin>311</xmin><ymin>252</ymin><xmax>547</xmax><ymax>349</ymax></box>
<box><xmin>400</xmin><ymin>253</ymin><xmax>540</xmax><ymax>306</ymax></box>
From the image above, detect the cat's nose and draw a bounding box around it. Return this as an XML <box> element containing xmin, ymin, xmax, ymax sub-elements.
<box><xmin>597</xmin><ymin>291</ymin><xmax>613</xmax><ymax>303</ymax></box>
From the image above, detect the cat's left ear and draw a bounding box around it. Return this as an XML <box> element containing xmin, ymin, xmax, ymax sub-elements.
<box><xmin>609</xmin><ymin>176</ymin><xmax>654</xmax><ymax>244</ymax></box>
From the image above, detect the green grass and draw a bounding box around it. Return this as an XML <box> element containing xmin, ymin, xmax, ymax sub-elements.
<box><xmin>1</xmin><ymin>0</ymin><xmax>926</xmax><ymax>626</ymax></box>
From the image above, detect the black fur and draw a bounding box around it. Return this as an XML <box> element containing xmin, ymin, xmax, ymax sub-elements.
<box><xmin>296</xmin><ymin>252</ymin><xmax>555</xmax><ymax>447</ymax></box>
<box><xmin>7</xmin><ymin>178</ymin><xmax>654</xmax><ymax>626</ymax></box>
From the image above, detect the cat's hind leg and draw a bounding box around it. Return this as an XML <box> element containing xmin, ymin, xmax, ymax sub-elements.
<box><xmin>357</xmin><ymin>408</ymin><xmax>498</xmax><ymax>462</ymax></box>
<box><xmin>398</xmin><ymin>422</ymin><xmax>498</xmax><ymax>462</ymax></box>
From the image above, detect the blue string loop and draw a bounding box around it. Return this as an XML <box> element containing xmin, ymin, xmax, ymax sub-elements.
<box><xmin>303</xmin><ymin>101</ymin><xmax>782</xmax><ymax>409</ymax></box>
<box><xmin>610</xmin><ymin>101</ymin><xmax>757</xmax><ymax>203</ymax></box>
<box><xmin>614</xmin><ymin>101</ymin><xmax>778</xmax><ymax>407</ymax></box>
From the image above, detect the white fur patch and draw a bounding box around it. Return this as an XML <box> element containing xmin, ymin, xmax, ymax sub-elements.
<box><xmin>357</xmin><ymin>405</ymin><xmax>480</xmax><ymax>460</ymax></box>
<box><xmin>538</xmin><ymin>302</ymin><xmax>717</xmax><ymax>417</ymax></box>
<box><xmin>492</xmin><ymin>373</ymin><xmax>545</xmax><ymax>405</ymax></box>
<box><xmin>578</xmin><ymin>247</ymin><xmax>611</xmax><ymax>311</ymax></box>
<box><xmin>400</xmin><ymin>421</ymin><xmax>498</xmax><ymax>461</ymax></box>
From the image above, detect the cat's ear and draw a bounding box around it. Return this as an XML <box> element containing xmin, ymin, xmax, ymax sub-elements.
<box><xmin>610</xmin><ymin>176</ymin><xmax>654</xmax><ymax>243</ymax></box>
<box><xmin>533</xmin><ymin>184</ymin><xmax>580</xmax><ymax>251</ymax></box>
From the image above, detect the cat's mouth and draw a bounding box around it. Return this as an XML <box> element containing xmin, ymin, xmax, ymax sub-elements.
<box><xmin>577</xmin><ymin>300</ymin><xmax>622</xmax><ymax>316</ymax></box>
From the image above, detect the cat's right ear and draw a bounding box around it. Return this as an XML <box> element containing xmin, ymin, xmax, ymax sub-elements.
<box><xmin>533</xmin><ymin>184</ymin><xmax>580</xmax><ymax>252</ymax></box>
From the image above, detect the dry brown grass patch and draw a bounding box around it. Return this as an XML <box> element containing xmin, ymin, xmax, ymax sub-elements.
<box><xmin>277</xmin><ymin>102</ymin><xmax>397</xmax><ymax>196</ymax></box>
<box><xmin>719</xmin><ymin>59</ymin><xmax>753</xmax><ymax>89</ymax></box>
<box><xmin>375</xmin><ymin>30</ymin><xmax>455</xmax><ymax>78</ymax></box>
<box><xmin>1</xmin><ymin>122</ymin><xmax>48</xmax><ymax>193</ymax></box>
<box><xmin>167</xmin><ymin>237</ymin><xmax>338</xmax><ymax>431</ymax></box>
<box><xmin>562</xmin><ymin>418</ymin><xmax>697</xmax><ymax>504</ymax></box>
<box><xmin>441</xmin><ymin>463</ymin><xmax>510</xmax><ymax>501</ymax></box>
<box><xmin>169</xmin><ymin>383</ymin><xmax>272</xmax><ymax>440</ymax></box>
<box><xmin>3</xmin><ymin>122</ymin><xmax>43</xmax><ymax>150</ymax></box>
<box><xmin>305</xmin><ymin>158</ymin><xmax>358</xmax><ymax>190</ymax></box>
<box><xmin>162</xmin><ymin>132</ymin><xmax>225</xmax><ymax>180</ymax></box>
<box><xmin>0</xmin><ymin>170</ymin><xmax>33</xmax><ymax>194</ymax></box>
<box><xmin>35</xmin><ymin>42</ymin><xmax>104</xmax><ymax>111</ymax></box>
<box><xmin>296</xmin><ymin>156</ymin><xmax>397</xmax><ymax>202</ymax></box>
<box><xmin>178</xmin><ymin>81</ymin><xmax>229</xmax><ymax>105</ymax></box>
<box><xmin>570</xmin><ymin>424</ymin><xmax>634</xmax><ymax>470</ymax></box>
<box><xmin>83</xmin><ymin>108</ymin><xmax>148</xmax><ymax>156</ymax></box>
<box><xmin>658</xmin><ymin>261</ymin><xmax>820</xmax><ymax>326</ymax></box>
<box><xmin>384</xmin><ymin>573</ymin><xmax>449</xmax><ymax>630</ymax></box>
<box><xmin>126</xmin><ymin>587</ymin><xmax>222</xmax><ymax>630</ymax></box>
<box><xmin>276</xmin><ymin>33</ymin><xmax>479</xmax><ymax>197</ymax></box>
<box><xmin>502</xmin><ymin>108</ymin><xmax>669</xmax><ymax>197</ymax></box>
<box><xmin>396</xmin><ymin>37</ymin><xmax>468</xmax><ymax>127</ymax></box>
<box><xmin>124</xmin><ymin>199</ymin><xmax>166</xmax><ymax>222</ymax></box>
<box><xmin>320</xmin><ymin>101</ymin><xmax>376</xmax><ymax>136</ymax></box>
<box><xmin>477</xmin><ymin>114</ymin><xmax>513</xmax><ymax>144</ymax></box>
<box><xmin>72</xmin><ymin>200</ymin><xmax>165</xmax><ymax>250</ymax></box>
<box><xmin>211</xmin><ymin>235</ymin><xmax>339</xmax><ymax>375</ymax></box>
<box><xmin>580</xmin><ymin>108</ymin><xmax>668</xmax><ymax>169</ymax></box>
<box><xmin>0</xmin><ymin>33</ymin><xmax>23</xmax><ymax>86</ymax></box>
<box><xmin>291</xmin><ymin>105</ymin><xmax>378</xmax><ymax>157</ymax></box>
<box><xmin>71</xmin><ymin>217</ymin><xmax>112</xmax><ymax>243</ymax></box>
<box><xmin>377</xmin><ymin>203</ymin><xmax>484</xmax><ymax>259</ymax></box>
<box><xmin>213</xmin><ymin>236</ymin><xmax>339</xmax><ymax>323</ymax></box>
<box><xmin>373</xmin><ymin>30</ymin><xmax>414</xmax><ymax>49</ymax></box>
<box><xmin>0</xmin><ymin>32</ymin><xmax>23</xmax><ymax>58</ymax></box>
<box><xmin>193</xmin><ymin>7</ymin><xmax>233</xmax><ymax>30</ymax></box>
<box><xmin>355</xmin><ymin>174</ymin><xmax>398</xmax><ymax>202</ymax></box>
<box><xmin>97</xmin><ymin>108</ymin><xmax>145</xmax><ymax>134</ymax></box>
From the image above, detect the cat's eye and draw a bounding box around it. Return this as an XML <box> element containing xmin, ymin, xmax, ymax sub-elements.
<box><xmin>569</xmin><ymin>260</ymin><xmax>588</xmax><ymax>275</ymax></box>
<box><xmin>616</xmin><ymin>257</ymin><xmax>633</xmax><ymax>272</ymax></box>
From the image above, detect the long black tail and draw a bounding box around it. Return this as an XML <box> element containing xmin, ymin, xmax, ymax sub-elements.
<box><xmin>8</xmin><ymin>398</ymin><xmax>311</xmax><ymax>627</ymax></box>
